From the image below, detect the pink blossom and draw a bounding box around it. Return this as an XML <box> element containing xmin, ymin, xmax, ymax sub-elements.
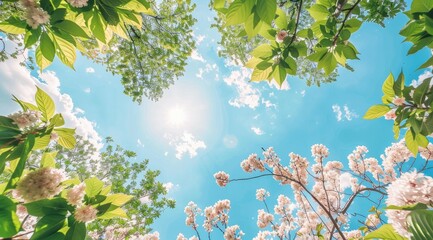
<box><xmin>420</xmin><ymin>143</ymin><xmax>433</xmax><ymax>160</ymax></box>
<box><xmin>74</xmin><ymin>205</ymin><xmax>98</xmax><ymax>223</ymax></box>
<box><xmin>224</xmin><ymin>225</ymin><xmax>244</xmax><ymax>240</ymax></box>
<box><xmin>255</xmin><ymin>188</ymin><xmax>269</xmax><ymax>201</ymax></box>
<box><xmin>257</xmin><ymin>209</ymin><xmax>274</xmax><ymax>228</ymax></box>
<box><xmin>365</xmin><ymin>214</ymin><xmax>380</xmax><ymax>227</ymax></box>
<box><xmin>67</xmin><ymin>0</ymin><xmax>89</xmax><ymax>8</ymax></box>
<box><xmin>142</xmin><ymin>232</ymin><xmax>160</xmax><ymax>240</ymax></box>
<box><xmin>184</xmin><ymin>201</ymin><xmax>201</xmax><ymax>228</ymax></box>
<box><xmin>276</xmin><ymin>30</ymin><xmax>289</xmax><ymax>43</ymax></box>
<box><xmin>384</xmin><ymin>109</ymin><xmax>396</xmax><ymax>120</ymax></box>
<box><xmin>66</xmin><ymin>183</ymin><xmax>86</xmax><ymax>206</ymax></box>
<box><xmin>8</xmin><ymin>110</ymin><xmax>41</xmax><ymax>129</ymax></box>
<box><xmin>16</xmin><ymin>167</ymin><xmax>65</xmax><ymax>202</ymax></box>
<box><xmin>386</xmin><ymin>171</ymin><xmax>433</xmax><ymax>238</ymax></box>
<box><xmin>214</xmin><ymin>171</ymin><xmax>229</xmax><ymax>187</ymax></box>
<box><xmin>392</xmin><ymin>97</ymin><xmax>405</xmax><ymax>106</ymax></box>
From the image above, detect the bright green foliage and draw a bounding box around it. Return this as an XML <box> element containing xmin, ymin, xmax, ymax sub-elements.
<box><xmin>364</xmin><ymin>224</ymin><xmax>407</xmax><ymax>240</ymax></box>
<box><xmin>85</xmin><ymin>0</ymin><xmax>197</xmax><ymax>102</ymax></box>
<box><xmin>29</xmin><ymin>136</ymin><xmax>176</xmax><ymax>236</ymax></box>
<box><xmin>0</xmin><ymin>0</ymin><xmax>196</xmax><ymax>103</ymax></box>
<box><xmin>364</xmin><ymin>72</ymin><xmax>433</xmax><ymax>155</ymax></box>
<box><xmin>400</xmin><ymin>0</ymin><xmax>433</xmax><ymax>69</ymax></box>
<box><xmin>0</xmin><ymin>88</ymin><xmax>133</xmax><ymax>239</ymax></box>
<box><xmin>407</xmin><ymin>209</ymin><xmax>433</xmax><ymax>240</ymax></box>
<box><xmin>212</xmin><ymin>0</ymin><xmax>405</xmax><ymax>87</ymax></box>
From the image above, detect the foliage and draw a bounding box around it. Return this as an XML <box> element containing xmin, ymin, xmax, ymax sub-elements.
<box><xmin>27</xmin><ymin>136</ymin><xmax>176</xmax><ymax>237</ymax></box>
<box><xmin>211</xmin><ymin>0</ymin><xmax>405</xmax><ymax>87</ymax></box>
<box><xmin>0</xmin><ymin>0</ymin><xmax>196</xmax><ymax>102</ymax></box>
<box><xmin>0</xmin><ymin>87</ymin><xmax>137</xmax><ymax>239</ymax></box>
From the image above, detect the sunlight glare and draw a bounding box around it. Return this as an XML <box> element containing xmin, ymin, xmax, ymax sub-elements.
<box><xmin>167</xmin><ymin>106</ymin><xmax>187</xmax><ymax>127</ymax></box>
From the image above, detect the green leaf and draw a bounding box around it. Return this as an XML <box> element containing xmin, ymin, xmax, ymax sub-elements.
<box><xmin>89</xmin><ymin>11</ymin><xmax>106</xmax><ymax>43</ymax></box>
<box><xmin>52</xmin><ymin>34</ymin><xmax>76</xmax><ymax>69</ymax></box>
<box><xmin>6</xmin><ymin>136</ymin><xmax>35</xmax><ymax>191</ymax></box>
<box><xmin>100</xmin><ymin>0</ymin><xmax>130</xmax><ymax>7</ymax></box>
<box><xmin>97</xmin><ymin>207</ymin><xmax>128</xmax><ymax>220</ymax></box>
<box><xmin>405</xmin><ymin>130</ymin><xmax>419</xmax><ymax>156</ymax></box>
<box><xmin>100</xmin><ymin>194</ymin><xmax>133</xmax><ymax>206</ymax></box>
<box><xmin>413</xmin><ymin>77</ymin><xmax>431</xmax><ymax>106</ymax></box>
<box><xmin>40</xmin><ymin>32</ymin><xmax>56</xmax><ymax>62</ymax></box>
<box><xmin>0</xmin><ymin>116</ymin><xmax>20</xmax><ymax>132</ymax></box>
<box><xmin>411</xmin><ymin>0</ymin><xmax>433</xmax><ymax>13</ymax></box>
<box><xmin>84</xmin><ymin>177</ymin><xmax>104</xmax><ymax>197</ymax></box>
<box><xmin>33</xmin><ymin>134</ymin><xmax>51</xmax><ymax>150</ymax></box>
<box><xmin>393</xmin><ymin>124</ymin><xmax>400</xmax><ymax>139</ymax></box>
<box><xmin>307</xmin><ymin>4</ymin><xmax>329</xmax><ymax>21</ymax></box>
<box><xmin>415</xmin><ymin>133</ymin><xmax>428</xmax><ymax>148</ymax></box>
<box><xmin>251</xmin><ymin>44</ymin><xmax>274</xmax><ymax>59</ymax></box>
<box><xmin>272</xmin><ymin>64</ymin><xmax>286</xmax><ymax>86</ymax></box>
<box><xmin>36</xmin><ymin>86</ymin><xmax>56</xmax><ymax>121</ymax></box>
<box><xmin>225</xmin><ymin>0</ymin><xmax>255</xmax><ymax>26</ymax></box>
<box><xmin>50</xmin><ymin>114</ymin><xmax>65</xmax><ymax>127</ymax></box>
<box><xmin>275</xmin><ymin>8</ymin><xmax>287</xmax><ymax>29</ymax></box>
<box><xmin>25</xmin><ymin>198</ymin><xmax>68</xmax><ymax>217</ymax></box>
<box><xmin>50</xmin><ymin>8</ymin><xmax>67</xmax><ymax>24</ymax></box>
<box><xmin>97</xmin><ymin>1</ymin><xmax>120</xmax><ymax>25</ymax></box>
<box><xmin>251</xmin><ymin>62</ymin><xmax>273</xmax><ymax>81</ymax></box>
<box><xmin>382</xmin><ymin>73</ymin><xmax>395</xmax><ymax>98</ymax></box>
<box><xmin>365</xmin><ymin>224</ymin><xmax>407</xmax><ymax>240</ymax></box>
<box><xmin>244</xmin><ymin>11</ymin><xmax>263</xmax><ymax>38</ymax></box>
<box><xmin>54</xmin><ymin>20</ymin><xmax>90</xmax><ymax>39</ymax></box>
<box><xmin>36</xmin><ymin>46</ymin><xmax>53</xmax><ymax>70</ymax></box>
<box><xmin>344</xmin><ymin>18</ymin><xmax>362</xmax><ymax>33</ymax></box>
<box><xmin>363</xmin><ymin>104</ymin><xmax>391</xmax><ymax>119</ymax></box>
<box><xmin>0</xmin><ymin>196</ymin><xmax>20</xmax><ymax>238</ymax></box>
<box><xmin>386</xmin><ymin>203</ymin><xmax>428</xmax><ymax>211</ymax></box>
<box><xmin>418</xmin><ymin>56</ymin><xmax>433</xmax><ymax>69</ymax></box>
<box><xmin>65</xmin><ymin>221</ymin><xmax>85</xmax><ymax>240</ymax></box>
<box><xmin>317</xmin><ymin>52</ymin><xmax>337</xmax><ymax>75</ymax></box>
<box><xmin>256</xmin><ymin>0</ymin><xmax>276</xmax><ymax>25</ymax></box>
<box><xmin>421</xmin><ymin>113</ymin><xmax>433</xmax><ymax>135</ymax></box>
<box><xmin>0</xmin><ymin>17</ymin><xmax>27</xmax><ymax>34</ymax></box>
<box><xmin>31</xmin><ymin>214</ymin><xmax>66</xmax><ymax>240</ymax></box>
<box><xmin>393</xmin><ymin>72</ymin><xmax>405</xmax><ymax>97</ymax></box>
<box><xmin>54</xmin><ymin>128</ymin><xmax>76</xmax><ymax>149</ymax></box>
<box><xmin>41</xmin><ymin>151</ymin><xmax>57</xmax><ymax>168</ymax></box>
<box><xmin>407</xmin><ymin>210</ymin><xmax>433</xmax><ymax>240</ymax></box>
<box><xmin>24</xmin><ymin>27</ymin><xmax>42</xmax><ymax>48</ymax></box>
<box><xmin>213</xmin><ymin>0</ymin><xmax>225</xmax><ymax>10</ymax></box>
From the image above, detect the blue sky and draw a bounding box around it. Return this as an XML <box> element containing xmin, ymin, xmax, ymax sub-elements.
<box><xmin>0</xmin><ymin>0</ymin><xmax>432</xmax><ymax>238</ymax></box>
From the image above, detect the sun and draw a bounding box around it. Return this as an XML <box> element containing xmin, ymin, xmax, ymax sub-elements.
<box><xmin>167</xmin><ymin>106</ymin><xmax>187</xmax><ymax>127</ymax></box>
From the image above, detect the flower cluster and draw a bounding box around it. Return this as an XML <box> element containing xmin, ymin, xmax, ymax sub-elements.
<box><xmin>241</xmin><ymin>154</ymin><xmax>265</xmax><ymax>172</ymax></box>
<box><xmin>184</xmin><ymin>201</ymin><xmax>201</xmax><ymax>229</ymax></box>
<box><xmin>386</xmin><ymin>171</ymin><xmax>433</xmax><ymax>238</ymax></box>
<box><xmin>8</xmin><ymin>109</ymin><xmax>41</xmax><ymax>130</ymax></box>
<box><xmin>19</xmin><ymin>0</ymin><xmax>50</xmax><ymax>29</ymax></box>
<box><xmin>214</xmin><ymin>171</ymin><xmax>230</xmax><ymax>187</ymax></box>
<box><xmin>142</xmin><ymin>231</ymin><xmax>160</xmax><ymax>240</ymax></box>
<box><xmin>16</xmin><ymin>167</ymin><xmax>65</xmax><ymax>202</ymax></box>
<box><xmin>74</xmin><ymin>205</ymin><xmax>98</xmax><ymax>223</ymax></box>
<box><xmin>255</xmin><ymin>188</ymin><xmax>269</xmax><ymax>201</ymax></box>
<box><xmin>176</xmin><ymin>234</ymin><xmax>198</xmax><ymax>240</ymax></box>
<box><xmin>257</xmin><ymin>209</ymin><xmax>274</xmax><ymax>228</ymax></box>
<box><xmin>224</xmin><ymin>225</ymin><xmax>244</xmax><ymax>240</ymax></box>
<box><xmin>203</xmin><ymin>199</ymin><xmax>231</xmax><ymax>232</ymax></box>
<box><xmin>66</xmin><ymin>0</ymin><xmax>89</xmax><ymax>8</ymax></box>
<box><xmin>66</xmin><ymin>183</ymin><xmax>86</xmax><ymax>206</ymax></box>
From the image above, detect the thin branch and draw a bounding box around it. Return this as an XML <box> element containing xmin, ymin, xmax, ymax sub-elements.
<box><xmin>332</xmin><ymin>0</ymin><xmax>362</xmax><ymax>46</ymax></box>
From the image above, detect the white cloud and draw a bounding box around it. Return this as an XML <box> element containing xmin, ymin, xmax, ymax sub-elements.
<box><xmin>84</xmin><ymin>88</ymin><xmax>91</xmax><ymax>93</ymax></box>
<box><xmin>224</xmin><ymin>68</ymin><xmax>261</xmax><ymax>109</ymax></box>
<box><xmin>267</xmin><ymin>79</ymin><xmax>290</xmax><ymax>90</ymax></box>
<box><xmin>163</xmin><ymin>182</ymin><xmax>178</xmax><ymax>193</ymax></box>
<box><xmin>166</xmin><ymin>132</ymin><xmax>206</xmax><ymax>160</ymax></box>
<box><xmin>411</xmin><ymin>70</ymin><xmax>433</xmax><ymax>87</ymax></box>
<box><xmin>196</xmin><ymin>63</ymin><xmax>219</xmax><ymax>79</ymax></box>
<box><xmin>190</xmin><ymin>49</ymin><xmax>206</xmax><ymax>63</ymax></box>
<box><xmin>261</xmin><ymin>99</ymin><xmax>276</xmax><ymax>109</ymax></box>
<box><xmin>300</xmin><ymin>90</ymin><xmax>306</xmax><ymax>97</ymax></box>
<box><xmin>332</xmin><ymin>104</ymin><xmax>358</xmax><ymax>122</ymax></box>
<box><xmin>332</xmin><ymin>105</ymin><xmax>343</xmax><ymax>121</ymax></box>
<box><xmin>339</xmin><ymin>172</ymin><xmax>352</xmax><ymax>190</ymax></box>
<box><xmin>223</xmin><ymin>135</ymin><xmax>238</xmax><ymax>148</ymax></box>
<box><xmin>0</xmin><ymin>40</ymin><xmax>102</xmax><ymax>151</ymax></box>
<box><xmin>85</xmin><ymin>67</ymin><xmax>95</xmax><ymax>73</ymax></box>
<box><xmin>137</xmin><ymin>138</ymin><xmax>144</xmax><ymax>148</ymax></box>
<box><xmin>251</xmin><ymin>127</ymin><xmax>265</xmax><ymax>135</ymax></box>
<box><xmin>196</xmin><ymin>34</ymin><xmax>206</xmax><ymax>45</ymax></box>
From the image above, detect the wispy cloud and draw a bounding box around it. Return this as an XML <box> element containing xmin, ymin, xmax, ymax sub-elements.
<box><xmin>85</xmin><ymin>67</ymin><xmax>95</xmax><ymax>73</ymax></box>
<box><xmin>190</xmin><ymin>49</ymin><xmax>206</xmax><ymax>63</ymax></box>
<box><xmin>251</xmin><ymin>127</ymin><xmax>265</xmax><ymax>135</ymax></box>
<box><xmin>137</xmin><ymin>138</ymin><xmax>144</xmax><ymax>148</ymax></box>
<box><xmin>224</xmin><ymin>68</ymin><xmax>261</xmax><ymax>109</ymax></box>
<box><xmin>332</xmin><ymin>104</ymin><xmax>358</xmax><ymax>121</ymax></box>
<box><xmin>84</xmin><ymin>88</ymin><xmax>91</xmax><ymax>93</ymax></box>
<box><xmin>166</xmin><ymin>132</ymin><xmax>206</xmax><ymax>160</ymax></box>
